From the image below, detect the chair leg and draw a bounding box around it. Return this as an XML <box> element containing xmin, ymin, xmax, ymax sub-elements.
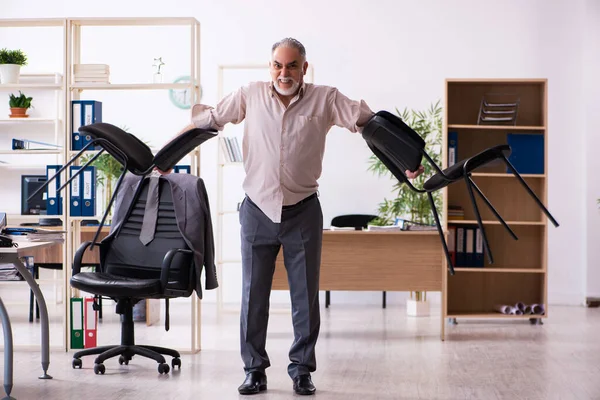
<box><xmin>427</xmin><ymin>192</ymin><xmax>455</xmax><ymax>275</ymax></box>
<box><xmin>464</xmin><ymin>175</ymin><xmax>494</xmax><ymax>264</ymax></box>
<box><xmin>469</xmin><ymin>178</ymin><xmax>518</xmax><ymax>240</ymax></box>
<box><xmin>502</xmin><ymin>156</ymin><xmax>559</xmax><ymax>227</ymax></box>
<box><xmin>325</xmin><ymin>291</ymin><xmax>330</xmax><ymax>308</ymax></box>
<box><xmin>382</xmin><ymin>291</ymin><xmax>386</xmax><ymax>309</ymax></box>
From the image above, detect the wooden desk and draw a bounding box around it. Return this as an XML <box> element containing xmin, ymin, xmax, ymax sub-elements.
<box><xmin>273</xmin><ymin>230</ymin><xmax>446</xmax><ymax>338</ymax></box>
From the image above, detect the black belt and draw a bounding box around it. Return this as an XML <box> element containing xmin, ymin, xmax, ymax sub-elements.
<box><xmin>282</xmin><ymin>193</ymin><xmax>318</xmax><ymax>210</ymax></box>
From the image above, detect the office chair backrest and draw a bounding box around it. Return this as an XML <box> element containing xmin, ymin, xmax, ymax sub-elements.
<box><xmin>79</xmin><ymin>123</ymin><xmax>155</xmax><ymax>174</ymax></box>
<box><xmin>362</xmin><ymin>111</ymin><xmax>425</xmax><ymax>183</ymax></box>
<box><xmin>102</xmin><ymin>177</ymin><xmax>194</xmax><ymax>296</ymax></box>
<box><xmin>331</xmin><ymin>214</ymin><xmax>377</xmax><ymax>230</ymax></box>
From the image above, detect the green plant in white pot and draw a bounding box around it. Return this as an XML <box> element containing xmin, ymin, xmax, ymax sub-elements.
<box><xmin>0</xmin><ymin>48</ymin><xmax>28</xmax><ymax>84</ymax></box>
<box><xmin>367</xmin><ymin>100</ymin><xmax>443</xmax><ymax>316</ymax></box>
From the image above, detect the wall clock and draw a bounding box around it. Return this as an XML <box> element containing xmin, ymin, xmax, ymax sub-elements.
<box><xmin>169</xmin><ymin>75</ymin><xmax>201</xmax><ymax>109</ymax></box>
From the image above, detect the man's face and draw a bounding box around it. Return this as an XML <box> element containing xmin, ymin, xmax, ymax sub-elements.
<box><xmin>270</xmin><ymin>46</ymin><xmax>308</xmax><ymax>97</ymax></box>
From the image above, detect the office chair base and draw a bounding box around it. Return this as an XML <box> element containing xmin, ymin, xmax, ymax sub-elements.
<box><xmin>72</xmin><ymin>344</ymin><xmax>181</xmax><ymax>374</ymax></box>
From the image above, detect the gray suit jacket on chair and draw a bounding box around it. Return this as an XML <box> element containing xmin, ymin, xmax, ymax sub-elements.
<box><xmin>108</xmin><ymin>172</ymin><xmax>218</xmax><ymax>299</ymax></box>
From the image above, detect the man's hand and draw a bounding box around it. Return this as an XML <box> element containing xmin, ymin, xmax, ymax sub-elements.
<box><xmin>405</xmin><ymin>165</ymin><xmax>424</xmax><ymax>180</ymax></box>
<box><xmin>155</xmin><ymin>167</ymin><xmax>173</xmax><ymax>175</ymax></box>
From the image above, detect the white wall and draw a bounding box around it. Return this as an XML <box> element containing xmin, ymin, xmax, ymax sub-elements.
<box><xmin>1</xmin><ymin>0</ymin><xmax>593</xmax><ymax>307</ymax></box>
<box><xmin>584</xmin><ymin>0</ymin><xmax>600</xmax><ymax>299</ymax></box>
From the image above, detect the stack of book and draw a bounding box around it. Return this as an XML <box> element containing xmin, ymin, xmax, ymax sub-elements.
<box><xmin>219</xmin><ymin>136</ymin><xmax>242</xmax><ymax>163</ymax></box>
<box><xmin>448</xmin><ymin>205</ymin><xmax>464</xmax><ymax>220</ymax></box>
<box><xmin>74</xmin><ymin>64</ymin><xmax>110</xmax><ymax>83</ymax></box>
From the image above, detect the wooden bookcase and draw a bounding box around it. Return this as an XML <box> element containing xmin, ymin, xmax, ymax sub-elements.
<box><xmin>442</xmin><ymin>79</ymin><xmax>549</xmax><ymax>324</ymax></box>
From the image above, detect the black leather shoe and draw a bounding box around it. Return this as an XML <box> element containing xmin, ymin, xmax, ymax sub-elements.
<box><xmin>293</xmin><ymin>374</ymin><xmax>316</xmax><ymax>395</ymax></box>
<box><xmin>238</xmin><ymin>371</ymin><xmax>267</xmax><ymax>395</ymax></box>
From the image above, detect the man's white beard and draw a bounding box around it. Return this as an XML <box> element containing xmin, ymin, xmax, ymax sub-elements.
<box><xmin>274</xmin><ymin>76</ymin><xmax>300</xmax><ymax>96</ymax></box>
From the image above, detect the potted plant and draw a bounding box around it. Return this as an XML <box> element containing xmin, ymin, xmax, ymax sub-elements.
<box><xmin>367</xmin><ymin>100</ymin><xmax>443</xmax><ymax>316</ymax></box>
<box><xmin>0</xmin><ymin>48</ymin><xmax>28</xmax><ymax>84</ymax></box>
<box><xmin>8</xmin><ymin>90</ymin><xmax>33</xmax><ymax>118</ymax></box>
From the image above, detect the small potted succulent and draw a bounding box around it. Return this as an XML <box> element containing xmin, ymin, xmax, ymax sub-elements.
<box><xmin>8</xmin><ymin>91</ymin><xmax>33</xmax><ymax>118</ymax></box>
<box><xmin>0</xmin><ymin>48</ymin><xmax>28</xmax><ymax>84</ymax></box>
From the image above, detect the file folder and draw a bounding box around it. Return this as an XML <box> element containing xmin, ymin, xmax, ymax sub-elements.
<box><xmin>506</xmin><ymin>133</ymin><xmax>544</xmax><ymax>174</ymax></box>
<box><xmin>46</xmin><ymin>165</ymin><xmax>63</xmax><ymax>215</ymax></box>
<box><xmin>70</xmin><ymin>297</ymin><xmax>84</xmax><ymax>349</ymax></box>
<box><xmin>81</xmin><ymin>166</ymin><xmax>96</xmax><ymax>217</ymax></box>
<box><xmin>474</xmin><ymin>227</ymin><xmax>484</xmax><ymax>267</ymax></box>
<box><xmin>71</xmin><ymin>101</ymin><xmax>83</xmax><ymax>150</ymax></box>
<box><xmin>448</xmin><ymin>131</ymin><xmax>458</xmax><ymax>167</ymax></box>
<box><xmin>455</xmin><ymin>227</ymin><xmax>465</xmax><ymax>267</ymax></box>
<box><xmin>465</xmin><ymin>227</ymin><xmax>474</xmax><ymax>267</ymax></box>
<box><xmin>174</xmin><ymin>165</ymin><xmax>191</xmax><ymax>174</ymax></box>
<box><xmin>71</xmin><ymin>100</ymin><xmax>102</xmax><ymax>150</ymax></box>
<box><xmin>69</xmin><ymin>165</ymin><xmax>82</xmax><ymax>217</ymax></box>
<box><xmin>84</xmin><ymin>297</ymin><xmax>97</xmax><ymax>348</ymax></box>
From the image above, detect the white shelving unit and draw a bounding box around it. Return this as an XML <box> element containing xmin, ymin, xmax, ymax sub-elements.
<box><xmin>65</xmin><ymin>17</ymin><xmax>203</xmax><ymax>353</ymax></box>
<box><xmin>0</xmin><ymin>19</ymin><xmax>69</xmax><ymax>350</ymax></box>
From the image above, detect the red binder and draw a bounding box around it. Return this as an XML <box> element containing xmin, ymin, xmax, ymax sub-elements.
<box><xmin>84</xmin><ymin>297</ymin><xmax>97</xmax><ymax>348</ymax></box>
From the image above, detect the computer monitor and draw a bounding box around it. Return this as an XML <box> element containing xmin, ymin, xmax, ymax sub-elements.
<box><xmin>21</xmin><ymin>175</ymin><xmax>47</xmax><ymax>215</ymax></box>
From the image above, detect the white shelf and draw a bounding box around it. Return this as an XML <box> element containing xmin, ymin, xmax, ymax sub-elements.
<box><xmin>69</xmin><ymin>17</ymin><xmax>198</xmax><ymax>26</ymax></box>
<box><xmin>0</xmin><ymin>83</ymin><xmax>63</xmax><ymax>90</ymax></box>
<box><xmin>70</xmin><ymin>83</ymin><xmax>196</xmax><ymax>91</ymax></box>
<box><xmin>0</xmin><ymin>18</ymin><xmax>66</xmax><ymax>27</ymax></box>
<box><xmin>0</xmin><ymin>150</ymin><xmax>61</xmax><ymax>155</ymax></box>
<box><xmin>0</xmin><ymin>118</ymin><xmax>60</xmax><ymax>124</ymax></box>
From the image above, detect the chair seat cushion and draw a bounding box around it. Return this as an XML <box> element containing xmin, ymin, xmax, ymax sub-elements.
<box><xmin>423</xmin><ymin>145</ymin><xmax>511</xmax><ymax>191</ymax></box>
<box><xmin>70</xmin><ymin>272</ymin><xmax>162</xmax><ymax>298</ymax></box>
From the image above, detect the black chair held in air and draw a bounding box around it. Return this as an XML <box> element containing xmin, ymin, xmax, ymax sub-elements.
<box><xmin>361</xmin><ymin>110</ymin><xmax>559</xmax><ymax>275</ymax></box>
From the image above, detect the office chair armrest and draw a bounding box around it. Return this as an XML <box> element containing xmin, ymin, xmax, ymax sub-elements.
<box><xmin>160</xmin><ymin>248</ymin><xmax>193</xmax><ymax>291</ymax></box>
<box><xmin>73</xmin><ymin>241</ymin><xmax>94</xmax><ymax>275</ymax></box>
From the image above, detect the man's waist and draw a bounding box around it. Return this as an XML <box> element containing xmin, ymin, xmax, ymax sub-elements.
<box><xmin>282</xmin><ymin>192</ymin><xmax>318</xmax><ymax>210</ymax></box>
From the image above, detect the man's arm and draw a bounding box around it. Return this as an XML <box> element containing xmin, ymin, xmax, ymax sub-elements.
<box><xmin>158</xmin><ymin>86</ymin><xmax>248</xmax><ymax>174</ymax></box>
<box><xmin>328</xmin><ymin>88</ymin><xmax>374</xmax><ymax>133</ymax></box>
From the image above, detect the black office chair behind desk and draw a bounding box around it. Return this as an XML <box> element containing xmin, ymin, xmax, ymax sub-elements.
<box><xmin>329</xmin><ymin>214</ymin><xmax>389</xmax><ymax>308</ymax></box>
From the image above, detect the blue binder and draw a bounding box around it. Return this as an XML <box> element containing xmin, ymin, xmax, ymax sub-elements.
<box><xmin>507</xmin><ymin>133</ymin><xmax>544</xmax><ymax>174</ymax></box>
<box><xmin>71</xmin><ymin>100</ymin><xmax>102</xmax><ymax>150</ymax></box>
<box><xmin>69</xmin><ymin>166</ymin><xmax>82</xmax><ymax>217</ymax></box>
<box><xmin>174</xmin><ymin>165</ymin><xmax>191</xmax><ymax>174</ymax></box>
<box><xmin>80</xmin><ymin>166</ymin><xmax>96</xmax><ymax>217</ymax></box>
<box><xmin>46</xmin><ymin>165</ymin><xmax>63</xmax><ymax>215</ymax></box>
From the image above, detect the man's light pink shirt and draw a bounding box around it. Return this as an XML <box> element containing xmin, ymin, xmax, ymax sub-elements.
<box><xmin>192</xmin><ymin>81</ymin><xmax>373</xmax><ymax>223</ymax></box>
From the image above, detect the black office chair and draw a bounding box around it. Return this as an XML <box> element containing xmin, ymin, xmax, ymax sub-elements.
<box><xmin>70</xmin><ymin>174</ymin><xmax>196</xmax><ymax>374</ymax></box>
<box><xmin>329</xmin><ymin>214</ymin><xmax>388</xmax><ymax>308</ymax></box>
<box><xmin>30</xmin><ymin>123</ymin><xmax>217</xmax><ymax>374</ymax></box>
<box><xmin>362</xmin><ymin>110</ymin><xmax>559</xmax><ymax>275</ymax></box>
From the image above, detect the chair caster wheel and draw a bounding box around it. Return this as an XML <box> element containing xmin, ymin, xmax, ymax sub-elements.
<box><xmin>172</xmin><ymin>357</ymin><xmax>181</xmax><ymax>369</ymax></box>
<box><xmin>118</xmin><ymin>355</ymin><xmax>129</xmax><ymax>365</ymax></box>
<box><xmin>94</xmin><ymin>363</ymin><xmax>106</xmax><ymax>375</ymax></box>
<box><xmin>158</xmin><ymin>363</ymin><xmax>170</xmax><ymax>374</ymax></box>
<box><xmin>72</xmin><ymin>358</ymin><xmax>82</xmax><ymax>369</ymax></box>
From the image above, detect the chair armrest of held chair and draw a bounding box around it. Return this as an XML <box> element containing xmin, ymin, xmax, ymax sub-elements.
<box><xmin>160</xmin><ymin>248</ymin><xmax>193</xmax><ymax>291</ymax></box>
<box><xmin>73</xmin><ymin>241</ymin><xmax>94</xmax><ymax>275</ymax></box>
